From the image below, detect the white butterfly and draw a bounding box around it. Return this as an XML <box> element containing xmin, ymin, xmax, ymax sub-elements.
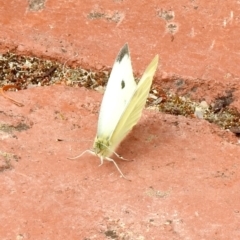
<box><xmin>70</xmin><ymin>44</ymin><xmax>159</xmax><ymax>179</ymax></box>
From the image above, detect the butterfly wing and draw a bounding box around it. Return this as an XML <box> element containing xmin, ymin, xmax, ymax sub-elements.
<box><xmin>97</xmin><ymin>44</ymin><xmax>137</xmax><ymax>139</ymax></box>
<box><xmin>109</xmin><ymin>55</ymin><xmax>159</xmax><ymax>152</ymax></box>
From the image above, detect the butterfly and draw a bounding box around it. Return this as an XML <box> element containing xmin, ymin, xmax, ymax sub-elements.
<box><xmin>70</xmin><ymin>44</ymin><xmax>158</xmax><ymax>179</ymax></box>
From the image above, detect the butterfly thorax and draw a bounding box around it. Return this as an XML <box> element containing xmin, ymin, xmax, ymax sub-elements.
<box><xmin>93</xmin><ymin>136</ymin><xmax>112</xmax><ymax>158</ymax></box>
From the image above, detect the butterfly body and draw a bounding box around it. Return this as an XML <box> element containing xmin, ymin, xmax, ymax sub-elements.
<box><xmin>93</xmin><ymin>136</ymin><xmax>111</xmax><ymax>158</ymax></box>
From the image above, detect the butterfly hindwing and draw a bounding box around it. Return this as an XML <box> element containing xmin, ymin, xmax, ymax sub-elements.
<box><xmin>109</xmin><ymin>55</ymin><xmax>159</xmax><ymax>151</ymax></box>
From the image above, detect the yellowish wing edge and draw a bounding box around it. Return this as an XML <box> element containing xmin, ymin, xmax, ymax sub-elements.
<box><xmin>109</xmin><ymin>54</ymin><xmax>159</xmax><ymax>153</ymax></box>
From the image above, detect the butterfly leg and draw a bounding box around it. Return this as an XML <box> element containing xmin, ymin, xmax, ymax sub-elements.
<box><xmin>105</xmin><ymin>157</ymin><xmax>130</xmax><ymax>181</ymax></box>
<box><xmin>68</xmin><ymin>150</ymin><xmax>106</xmax><ymax>169</ymax></box>
<box><xmin>98</xmin><ymin>156</ymin><xmax>104</xmax><ymax>166</ymax></box>
<box><xmin>68</xmin><ymin>150</ymin><xmax>94</xmax><ymax>160</ymax></box>
<box><xmin>112</xmin><ymin>150</ymin><xmax>133</xmax><ymax>162</ymax></box>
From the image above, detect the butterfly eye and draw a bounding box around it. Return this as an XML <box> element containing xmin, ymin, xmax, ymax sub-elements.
<box><xmin>121</xmin><ymin>80</ymin><xmax>125</xmax><ymax>89</ymax></box>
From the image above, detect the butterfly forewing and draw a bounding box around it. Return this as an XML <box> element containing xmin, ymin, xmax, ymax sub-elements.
<box><xmin>109</xmin><ymin>55</ymin><xmax>159</xmax><ymax>151</ymax></box>
<box><xmin>97</xmin><ymin>44</ymin><xmax>137</xmax><ymax>139</ymax></box>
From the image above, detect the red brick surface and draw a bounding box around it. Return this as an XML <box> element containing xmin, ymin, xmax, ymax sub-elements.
<box><xmin>1</xmin><ymin>1</ymin><xmax>240</xmax><ymax>239</ymax></box>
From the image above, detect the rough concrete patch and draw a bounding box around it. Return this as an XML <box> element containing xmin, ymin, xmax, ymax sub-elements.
<box><xmin>0</xmin><ymin>158</ymin><xmax>11</xmax><ymax>172</ymax></box>
<box><xmin>0</xmin><ymin>123</ymin><xmax>30</xmax><ymax>133</ymax></box>
<box><xmin>0</xmin><ymin>151</ymin><xmax>19</xmax><ymax>172</ymax></box>
<box><xmin>157</xmin><ymin>9</ymin><xmax>175</xmax><ymax>22</ymax></box>
<box><xmin>166</xmin><ymin>22</ymin><xmax>179</xmax><ymax>35</ymax></box>
<box><xmin>87</xmin><ymin>9</ymin><xmax>124</xmax><ymax>23</ymax></box>
<box><xmin>28</xmin><ymin>0</ymin><xmax>46</xmax><ymax>11</ymax></box>
<box><xmin>103</xmin><ymin>218</ymin><xmax>145</xmax><ymax>240</ymax></box>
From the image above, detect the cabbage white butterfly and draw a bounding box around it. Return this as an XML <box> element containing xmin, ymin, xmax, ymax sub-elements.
<box><xmin>70</xmin><ymin>44</ymin><xmax>158</xmax><ymax>179</ymax></box>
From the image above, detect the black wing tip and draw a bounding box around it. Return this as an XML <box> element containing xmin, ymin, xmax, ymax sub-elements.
<box><xmin>116</xmin><ymin>43</ymin><xmax>129</xmax><ymax>63</ymax></box>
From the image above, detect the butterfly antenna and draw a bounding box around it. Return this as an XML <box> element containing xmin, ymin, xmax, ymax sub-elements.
<box><xmin>57</xmin><ymin>138</ymin><xmax>92</xmax><ymax>142</ymax></box>
<box><xmin>105</xmin><ymin>157</ymin><xmax>131</xmax><ymax>181</ymax></box>
<box><xmin>62</xmin><ymin>53</ymin><xmax>79</xmax><ymax>73</ymax></box>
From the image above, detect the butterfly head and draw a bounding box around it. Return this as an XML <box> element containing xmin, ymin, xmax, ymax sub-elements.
<box><xmin>93</xmin><ymin>136</ymin><xmax>112</xmax><ymax>158</ymax></box>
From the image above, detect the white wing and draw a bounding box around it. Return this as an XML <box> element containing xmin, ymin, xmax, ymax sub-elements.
<box><xmin>97</xmin><ymin>44</ymin><xmax>137</xmax><ymax>138</ymax></box>
<box><xmin>109</xmin><ymin>55</ymin><xmax>159</xmax><ymax>152</ymax></box>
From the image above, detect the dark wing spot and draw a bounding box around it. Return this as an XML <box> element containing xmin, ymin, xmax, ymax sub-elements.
<box><xmin>116</xmin><ymin>44</ymin><xmax>129</xmax><ymax>62</ymax></box>
<box><xmin>121</xmin><ymin>80</ymin><xmax>125</xmax><ymax>89</ymax></box>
